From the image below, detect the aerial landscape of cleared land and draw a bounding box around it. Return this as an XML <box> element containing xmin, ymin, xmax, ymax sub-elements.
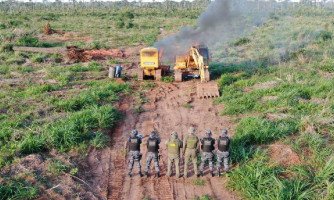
<box><xmin>0</xmin><ymin>0</ymin><xmax>334</xmax><ymax>199</ymax></box>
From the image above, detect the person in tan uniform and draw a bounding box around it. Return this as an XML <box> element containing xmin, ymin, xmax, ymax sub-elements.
<box><xmin>183</xmin><ymin>127</ymin><xmax>200</xmax><ymax>177</ymax></box>
<box><xmin>166</xmin><ymin>131</ymin><xmax>183</xmax><ymax>178</ymax></box>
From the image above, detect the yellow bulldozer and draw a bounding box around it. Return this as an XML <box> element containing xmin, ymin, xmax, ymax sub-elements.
<box><xmin>174</xmin><ymin>45</ymin><xmax>219</xmax><ymax>98</ymax></box>
<box><xmin>138</xmin><ymin>45</ymin><xmax>219</xmax><ymax>98</ymax></box>
<box><xmin>138</xmin><ymin>47</ymin><xmax>169</xmax><ymax>81</ymax></box>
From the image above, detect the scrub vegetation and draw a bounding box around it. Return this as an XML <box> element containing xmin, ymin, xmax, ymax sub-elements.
<box><xmin>0</xmin><ymin>2</ymin><xmax>204</xmax><ymax>199</ymax></box>
<box><xmin>1</xmin><ymin>1</ymin><xmax>334</xmax><ymax>199</ymax></box>
<box><xmin>212</xmin><ymin>7</ymin><xmax>334</xmax><ymax>200</ymax></box>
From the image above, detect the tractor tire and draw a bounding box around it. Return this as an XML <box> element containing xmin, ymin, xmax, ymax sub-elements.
<box><xmin>155</xmin><ymin>69</ymin><xmax>162</xmax><ymax>81</ymax></box>
<box><xmin>204</xmin><ymin>69</ymin><xmax>210</xmax><ymax>82</ymax></box>
<box><xmin>174</xmin><ymin>70</ymin><xmax>183</xmax><ymax>82</ymax></box>
<box><xmin>138</xmin><ymin>68</ymin><xmax>144</xmax><ymax>81</ymax></box>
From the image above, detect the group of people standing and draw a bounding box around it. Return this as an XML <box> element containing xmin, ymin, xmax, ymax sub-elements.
<box><xmin>125</xmin><ymin>127</ymin><xmax>231</xmax><ymax>178</ymax></box>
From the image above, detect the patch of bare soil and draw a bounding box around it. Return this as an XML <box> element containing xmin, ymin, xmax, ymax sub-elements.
<box><xmin>0</xmin><ymin>153</ymin><xmax>102</xmax><ymax>200</ymax></box>
<box><xmin>38</xmin><ymin>32</ymin><xmax>93</xmax><ymax>43</ymax></box>
<box><xmin>266</xmin><ymin>113</ymin><xmax>291</xmax><ymax>121</ymax></box>
<box><xmin>83</xmin><ymin>81</ymin><xmax>240</xmax><ymax>200</ymax></box>
<box><xmin>268</xmin><ymin>143</ymin><xmax>301</xmax><ymax>167</ymax></box>
<box><xmin>261</xmin><ymin>96</ymin><xmax>278</xmax><ymax>102</ymax></box>
<box><xmin>253</xmin><ymin>81</ymin><xmax>278</xmax><ymax>90</ymax></box>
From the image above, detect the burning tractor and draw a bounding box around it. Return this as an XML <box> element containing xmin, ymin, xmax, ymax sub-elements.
<box><xmin>138</xmin><ymin>45</ymin><xmax>219</xmax><ymax>99</ymax></box>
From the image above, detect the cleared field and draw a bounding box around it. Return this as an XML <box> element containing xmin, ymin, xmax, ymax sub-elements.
<box><xmin>1</xmin><ymin>1</ymin><xmax>334</xmax><ymax>200</ymax></box>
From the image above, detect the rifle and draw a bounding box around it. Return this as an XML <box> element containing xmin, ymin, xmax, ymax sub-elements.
<box><xmin>158</xmin><ymin>149</ymin><xmax>165</xmax><ymax>172</ymax></box>
<box><xmin>124</xmin><ymin>140</ymin><xmax>129</xmax><ymax>166</ymax></box>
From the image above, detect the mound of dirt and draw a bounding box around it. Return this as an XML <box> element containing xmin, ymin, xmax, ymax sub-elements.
<box><xmin>66</xmin><ymin>46</ymin><xmax>126</xmax><ymax>62</ymax></box>
<box><xmin>268</xmin><ymin>143</ymin><xmax>301</xmax><ymax>167</ymax></box>
<box><xmin>43</xmin><ymin>23</ymin><xmax>65</xmax><ymax>35</ymax></box>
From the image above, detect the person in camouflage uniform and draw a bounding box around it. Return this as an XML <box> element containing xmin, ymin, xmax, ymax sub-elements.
<box><xmin>125</xmin><ymin>129</ymin><xmax>143</xmax><ymax>177</ymax></box>
<box><xmin>144</xmin><ymin>131</ymin><xmax>161</xmax><ymax>177</ymax></box>
<box><xmin>199</xmin><ymin>130</ymin><xmax>215</xmax><ymax>177</ymax></box>
<box><xmin>183</xmin><ymin>127</ymin><xmax>200</xmax><ymax>177</ymax></box>
<box><xmin>216</xmin><ymin>129</ymin><xmax>230</xmax><ymax>176</ymax></box>
<box><xmin>166</xmin><ymin>131</ymin><xmax>183</xmax><ymax>178</ymax></box>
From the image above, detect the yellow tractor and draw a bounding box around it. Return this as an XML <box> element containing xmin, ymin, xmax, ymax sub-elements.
<box><xmin>174</xmin><ymin>45</ymin><xmax>220</xmax><ymax>98</ymax></box>
<box><xmin>138</xmin><ymin>47</ymin><xmax>169</xmax><ymax>81</ymax></box>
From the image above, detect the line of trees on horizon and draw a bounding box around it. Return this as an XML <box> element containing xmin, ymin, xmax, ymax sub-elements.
<box><xmin>1</xmin><ymin>0</ymin><xmax>334</xmax><ymax>13</ymax></box>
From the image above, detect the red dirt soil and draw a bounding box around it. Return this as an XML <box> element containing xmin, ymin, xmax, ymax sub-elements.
<box><xmin>268</xmin><ymin>142</ymin><xmax>301</xmax><ymax>167</ymax></box>
<box><xmin>82</xmin><ymin>81</ymin><xmax>240</xmax><ymax>200</ymax></box>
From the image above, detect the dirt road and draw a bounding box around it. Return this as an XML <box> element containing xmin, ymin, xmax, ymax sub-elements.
<box><xmin>83</xmin><ymin>81</ymin><xmax>239</xmax><ymax>200</ymax></box>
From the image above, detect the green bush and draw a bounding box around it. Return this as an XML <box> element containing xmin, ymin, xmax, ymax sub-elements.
<box><xmin>55</xmin><ymin>82</ymin><xmax>125</xmax><ymax>112</ymax></box>
<box><xmin>0</xmin><ymin>179</ymin><xmax>38</xmax><ymax>200</ymax></box>
<box><xmin>25</xmin><ymin>84</ymin><xmax>61</xmax><ymax>96</ymax></box>
<box><xmin>31</xmin><ymin>54</ymin><xmax>47</xmax><ymax>63</ymax></box>
<box><xmin>0</xmin><ymin>65</ymin><xmax>9</xmax><ymax>75</ymax></box>
<box><xmin>161</xmin><ymin>76</ymin><xmax>174</xmax><ymax>83</ymax></box>
<box><xmin>228</xmin><ymin>151</ymin><xmax>315</xmax><ymax>200</ymax></box>
<box><xmin>49</xmin><ymin>105</ymin><xmax>120</xmax><ymax>151</ymax></box>
<box><xmin>90</xmin><ymin>131</ymin><xmax>110</xmax><ymax>148</ymax></box>
<box><xmin>8</xmin><ymin>20</ymin><xmax>23</xmax><ymax>27</ymax></box>
<box><xmin>231</xmin><ymin>117</ymin><xmax>298</xmax><ymax>162</ymax></box>
<box><xmin>122</xmin><ymin>11</ymin><xmax>135</xmax><ymax>19</ymax></box>
<box><xmin>223</xmin><ymin>92</ymin><xmax>257</xmax><ymax>115</ymax></box>
<box><xmin>0</xmin><ymin>43</ymin><xmax>13</xmax><ymax>52</ymax></box>
<box><xmin>69</xmin><ymin>62</ymin><xmax>102</xmax><ymax>72</ymax></box>
<box><xmin>16</xmin><ymin>35</ymin><xmax>58</xmax><ymax>48</ymax></box>
<box><xmin>219</xmin><ymin>74</ymin><xmax>237</xmax><ymax>88</ymax></box>
<box><xmin>16</xmin><ymin>36</ymin><xmax>39</xmax><ymax>47</ymax></box>
<box><xmin>233</xmin><ymin>37</ymin><xmax>251</xmax><ymax>46</ymax></box>
<box><xmin>18</xmin><ymin>133</ymin><xmax>47</xmax><ymax>155</ymax></box>
<box><xmin>125</xmin><ymin>21</ymin><xmax>135</xmax><ymax>29</ymax></box>
<box><xmin>318</xmin><ymin>59</ymin><xmax>334</xmax><ymax>72</ymax></box>
<box><xmin>39</xmin><ymin>13</ymin><xmax>60</xmax><ymax>21</ymax></box>
<box><xmin>0</xmin><ymin>23</ymin><xmax>6</xmax><ymax>29</ymax></box>
<box><xmin>47</xmin><ymin>160</ymin><xmax>70</xmax><ymax>176</ymax></box>
<box><xmin>115</xmin><ymin>20</ymin><xmax>125</xmax><ymax>29</ymax></box>
<box><xmin>317</xmin><ymin>30</ymin><xmax>332</xmax><ymax>41</ymax></box>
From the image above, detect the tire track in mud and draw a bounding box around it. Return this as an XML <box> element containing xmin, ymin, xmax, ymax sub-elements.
<box><xmin>132</xmin><ymin>81</ymin><xmax>239</xmax><ymax>200</ymax></box>
<box><xmin>106</xmin><ymin>98</ymin><xmax>139</xmax><ymax>200</ymax></box>
<box><xmin>89</xmin><ymin>81</ymin><xmax>239</xmax><ymax>200</ymax></box>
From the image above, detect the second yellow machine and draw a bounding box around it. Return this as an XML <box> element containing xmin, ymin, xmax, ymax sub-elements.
<box><xmin>138</xmin><ymin>47</ymin><xmax>169</xmax><ymax>81</ymax></box>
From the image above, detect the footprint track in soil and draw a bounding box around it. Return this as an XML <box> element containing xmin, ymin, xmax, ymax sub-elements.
<box><xmin>85</xmin><ymin>81</ymin><xmax>240</xmax><ymax>200</ymax></box>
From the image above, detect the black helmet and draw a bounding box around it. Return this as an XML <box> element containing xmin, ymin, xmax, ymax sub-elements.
<box><xmin>188</xmin><ymin>127</ymin><xmax>196</xmax><ymax>134</ymax></box>
<box><xmin>171</xmin><ymin>131</ymin><xmax>178</xmax><ymax>140</ymax></box>
<box><xmin>149</xmin><ymin>130</ymin><xmax>157</xmax><ymax>139</ymax></box>
<box><xmin>221</xmin><ymin>129</ymin><xmax>228</xmax><ymax>137</ymax></box>
<box><xmin>205</xmin><ymin>129</ymin><xmax>212</xmax><ymax>138</ymax></box>
<box><xmin>130</xmin><ymin>129</ymin><xmax>138</xmax><ymax>137</ymax></box>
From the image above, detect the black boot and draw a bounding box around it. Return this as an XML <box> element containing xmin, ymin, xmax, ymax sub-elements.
<box><xmin>139</xmin><ymin>172</ymin><xmax>144</xmax><ymax>177</ymax></box>
<box><xmin>217</xmin><ymin>169</ymin><xmax>221</xmax><ymax>177</ymax></box>
<box><xmin>155</xmin><ymin>172</ymin><xmax>160</xmax><ymax>178</ymax></box>
<box><xmin>211</xmin><ymin>171</ymin><xmax>214</xmax><ymax>177</ymax></box>
<box><xmin>128</xmin><ymin>172</ymin><xmax>132</xmax><ymax>177</ymax></box>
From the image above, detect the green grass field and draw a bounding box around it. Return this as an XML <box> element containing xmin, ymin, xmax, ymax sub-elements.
<box><xmin>211</xmin><ymin>7</ymin><xmax>334</xmax><ymax>199</ymax></box>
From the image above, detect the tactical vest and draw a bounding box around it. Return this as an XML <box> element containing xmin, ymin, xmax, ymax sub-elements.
<box><xmin>167</xmin><ymin>140</ymin><xmax>180</xmax><ymax>155</ymax></box>
<box><xmin>147</xmin><ymin>138</ymin><xmax>159</xmax><ymax>153</ymax></box>
<box><xmin>201</xmin><ymin>138</ymin><xmax>214</xmax><ymax>153</ymax></box>
<box><xmin>218</xmin><ymin>136</ymin><xmax>230</xmax><ymax>152</ymax></box>
<box><xmin>186</xmin><ymin>135</ymin><xmax>198</xmax><ymax>149</ymax></box>
<box><xmin>128</xmin><ymin>137</ymin><xmax>140</xmax><ymax>151</ymax></box>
